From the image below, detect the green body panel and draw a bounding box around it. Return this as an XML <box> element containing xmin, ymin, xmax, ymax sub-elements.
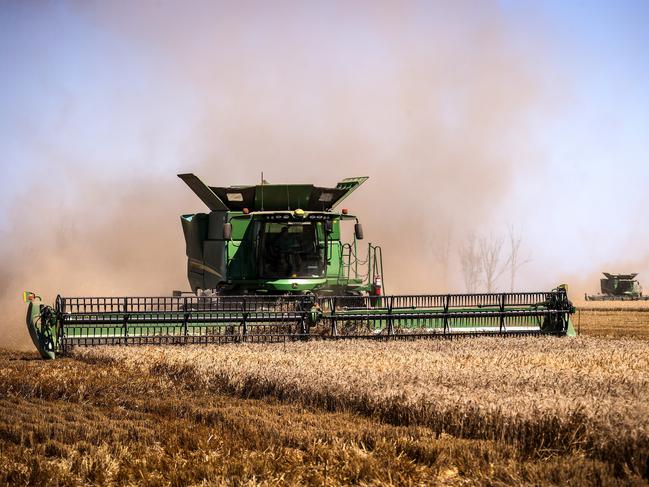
<box><xmin>566</xmin><ymin>317</ymin><xmax>576</xmax><ymax>337</ymax></box>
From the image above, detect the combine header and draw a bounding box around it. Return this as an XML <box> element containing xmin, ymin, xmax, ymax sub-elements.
<box><xmin>585</xmin><ymin>273</ymin><xmax>649</xmax><ymax>301</ymax></box>
<box><xmin>25</xmin><ymin>174</ymin><xmax>575</xmax><ymax>359</ymax></box>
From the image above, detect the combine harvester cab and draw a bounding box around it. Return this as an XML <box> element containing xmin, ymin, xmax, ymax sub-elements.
<box><xmin>24</xmin><ymin>174</ymin><xmax>575</xmax><ymax>359</ymax></box>
<box><xmin>177</xmin><ymin>173</ymin><xmax>377</xmax><ymax>296</ymax></box>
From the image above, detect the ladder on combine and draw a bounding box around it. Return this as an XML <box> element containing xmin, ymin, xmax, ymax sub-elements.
<box><xmin>338</xmin><ymin>242</ymin><xmax>384</xmax><ymax>292</ymax></box>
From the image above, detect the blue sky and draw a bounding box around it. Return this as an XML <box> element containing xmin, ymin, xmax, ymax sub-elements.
<box><xmin>1</xmin><ymin>1</ymin><xmax>648</xmax><ymax>296</ymax></box>
<box><xmin>502</xmin><ymin>0</ymin><xmax>649</xmax><ymax>280</ymax></box>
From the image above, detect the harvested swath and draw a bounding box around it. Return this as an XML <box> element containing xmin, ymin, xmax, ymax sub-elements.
<box><xmin>77</xmin><ymin>337</ymin><xmax>649</xmax><ymax>477</ymax></box>
<box><xmin>574</xmin><ymin>299</ymin><xmax>649</xmax><ymax>310</ymax></box>
<box><xmin>575</xmin><ymin>309</ymin><xmax>649</xmax><ymax>338</ymax></box>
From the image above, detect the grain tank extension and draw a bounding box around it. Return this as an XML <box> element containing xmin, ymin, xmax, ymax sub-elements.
<box><xmin>24</xmin><ymin>174</ymin><xmax>575</xmax><ymax>359</ymax></box>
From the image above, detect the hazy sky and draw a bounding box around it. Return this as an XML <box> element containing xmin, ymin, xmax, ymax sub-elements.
<box><xmin>502</xmin><ymin>0</ymin><xmax>649</xmax><ymax>280</ymax></box>
<box><xmin>1</xmin><ymin>0</ymin><xmax>649</xmax><ymax>305</ymax></box>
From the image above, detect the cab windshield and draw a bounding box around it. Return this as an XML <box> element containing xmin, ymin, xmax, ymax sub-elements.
<box><xmin>257</xmin><ymin>221</ymin><xmax>325</xmax><ymax>278</ymax></box>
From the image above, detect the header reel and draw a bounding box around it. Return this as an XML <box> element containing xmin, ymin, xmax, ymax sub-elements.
<box><xmin>25</xmin><ymin>287</ymin><xmax>575</xmax><ymax>359</ymax></box>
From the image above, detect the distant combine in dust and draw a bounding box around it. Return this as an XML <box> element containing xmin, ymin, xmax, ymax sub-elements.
<box><xmin>585</xmin><ymin>272</ymin><xmax>649</xmax><ymax>301</ymax></box>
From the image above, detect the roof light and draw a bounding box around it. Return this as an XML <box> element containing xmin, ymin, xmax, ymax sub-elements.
<box><xmin>341</xmin><ymin>208</ymin><xmax>349</xmax><ymax>215</ymax></box>
<box><xmin>23</xmin><ymin>291</ymin><xmax>39</xmax><ymax>302</ymax></box>
<box><xmin>242</xmin><ymin>208</ymin><xmax>250</xmax><ymax>214</ymax></box>
<box><xmin>226</xmin><ymin>193</ymin><xmax>243</xmax><ymax>202</ymax></box>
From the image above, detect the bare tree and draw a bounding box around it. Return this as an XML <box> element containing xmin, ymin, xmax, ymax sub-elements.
<box><xmin>478</xmin><ymin>234</ymin><xmax>508</xmax><ymax>292</ymax></box>
<box><xmin>430</xmin><ymin>225</ymin><xmax>453</xmax><ymax>289</ymax></box>
<box><xmin>506</xmin><ymin>225</ymin><xmax>531</xmax><ymax>292</ymax></box>
<box><xmin>460</xmin><ymin>230</ymin><xmax>528</xmax><ymax>293</ymax></box>
<box><xmin>458</xmin><ymin>233</ymin><xmax>481</xmax><ymax>293</ymax></box>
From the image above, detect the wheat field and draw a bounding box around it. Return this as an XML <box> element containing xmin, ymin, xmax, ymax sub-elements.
<box><xmin>1</xmin><ymin>309</ymin><xmax>648</xmax><ymax>485</ymax></box>
<box><xmin>575</xmin><ymin>307</ymin><xmax>649</xmax><ymax>338</ymax></box>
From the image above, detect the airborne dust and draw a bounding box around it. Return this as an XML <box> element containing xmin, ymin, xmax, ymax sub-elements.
<box><xmin>1</xmin><ymin>3</ymin><xmax>647</xmax><ymax>349</ymax></box>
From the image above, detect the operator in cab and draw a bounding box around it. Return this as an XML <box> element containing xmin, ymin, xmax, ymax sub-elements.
<box><xmin>273</xmin><ymin>227</ymin><xmax>301</xmax><ymax>276</ymax></box>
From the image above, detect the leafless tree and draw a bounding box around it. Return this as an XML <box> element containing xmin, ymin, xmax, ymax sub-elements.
<box><xmin>506</xmin><ymin>225</ymin><xmax>531</xmax><ymax>292</ymax></box>
<box><xmin>478</xmin><ymin>234</ymin><xmax>508</xmax><ymax>292</ymax></box>
<box><xmin>430</xmin><ymin>225</ymin><xmax>453</xmax><ymax>288</ymax></box>
<box><xmin>458</xmin><ymin>233</ymin><xmax>481</xmax><ymax>293</ymax></box>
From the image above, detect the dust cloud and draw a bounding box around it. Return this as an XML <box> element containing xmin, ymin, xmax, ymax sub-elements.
<box><xmin>2</xmin><ymin>2</ymin><xmax>560</xmax><ymax>348</ymax></box>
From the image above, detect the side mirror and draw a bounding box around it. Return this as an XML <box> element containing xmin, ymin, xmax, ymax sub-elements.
<box><xmin>354</xmin><ymin>223</ymin><xmax>364</xmax><ymax>240</ymax></box>
<box><xmin>223</xmin><ymin>223</ymin><xmax>232</xmax><ymax>240</ymax></box>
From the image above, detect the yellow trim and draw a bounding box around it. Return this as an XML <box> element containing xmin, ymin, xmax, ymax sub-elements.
<box><xmin>188</xmin><ymin>259</ymin><xmax>224</xmax><ymax>279</ymax></box>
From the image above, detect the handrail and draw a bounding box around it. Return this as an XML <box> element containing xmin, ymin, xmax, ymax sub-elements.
<box><xmin>368</xmin><ymin>244</ymin><xmax>384</xmax><ymax>293</ymax></box>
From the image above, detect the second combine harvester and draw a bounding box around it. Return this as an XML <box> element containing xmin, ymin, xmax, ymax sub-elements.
<box><xmin>25</xmin><ymin>174</ymin><xmax>575</xmax><ymax>359</ymax></box>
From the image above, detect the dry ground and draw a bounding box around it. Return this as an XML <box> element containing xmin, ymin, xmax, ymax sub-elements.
<box><xmin>573</xmin><ymin>299</ymin><xmax>649</xmax><ymax>310</ymax></box>
<box><xmin>1</xmin><ymin>310</ymin><xmax>648</xmax><ymax>486</ymax></box>
<box><xmin>576</xmin><ymin>307</ymin><xmax>649</xmax><ymax>338</ymax></box>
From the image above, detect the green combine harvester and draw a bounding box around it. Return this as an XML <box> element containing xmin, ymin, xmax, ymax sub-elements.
<box><xmin>585</xmin><ymin>273</ymin><xmax>649</xmax><ymax>301</ymax></box>
<box><xmin>25</xmin><ymin>174</ymin><xmax>575</xmax><ymax>359</ymax></box>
